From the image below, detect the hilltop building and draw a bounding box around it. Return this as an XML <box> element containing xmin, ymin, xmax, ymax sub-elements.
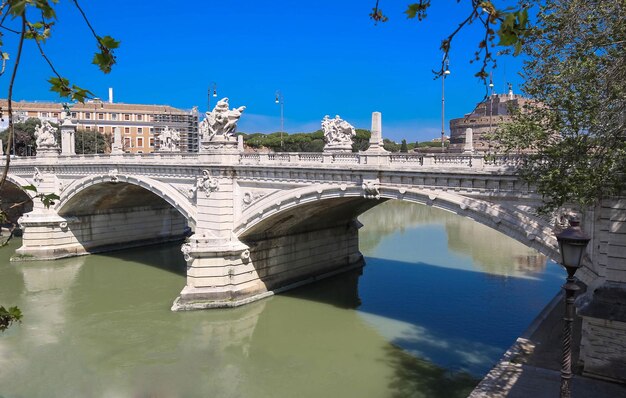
<box><xmin>448</xmin><ymin>87</ymin><xmax>531</xmax><ymax>153</ymax></box>
<box><xmin>0</xmin><ymin>94</ymin><xmax>199</xmax><ymax>153</ymax></box>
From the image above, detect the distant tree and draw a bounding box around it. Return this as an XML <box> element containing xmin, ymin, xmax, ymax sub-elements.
<box><xmin>0</xmin><ymin>118</ymin><xmax>40</xmax><ymax>156</ymax></box>
<box><xmin>352</xmin><ymin>129</ymin><xmax>371</xmax><ymax>152</ymax></box>
<box><xmin>400</xmin><ymin>139</ymin><xmax>408</xmax><ymax>153</ymax></box>
<box><xmin>75</xmin><ymin>129</ymin><xmax>107</xmax><ymax>154</ymax></box>
<box><xmin>383</xmin><ymin>139</ymin><xmax>400</xmax><ymax>152</ymax></box>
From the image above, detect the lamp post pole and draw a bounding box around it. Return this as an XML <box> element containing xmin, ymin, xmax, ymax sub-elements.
<box><xmin>441</xmin><ymin>58</ymin><xmax>450</xmax><ymax>151</ymax></box>
<box><xmin>94</xmin><ymin>103</ymin><xmax>98</xmax><ymax>155</ymax></box>
<box><xmin>275</xmin><ymin>90</ymin><xmax>284</xmax><ymax>148</ymax></box>
<box><xmin>208</xmin><ymin>82</ymin><xmax>217</xmax><ymax>112</ymax></box>
<box><xmin>555</xmin><ymin>218</ymin><xmax>591</xmax><ymax>398</ymax></box>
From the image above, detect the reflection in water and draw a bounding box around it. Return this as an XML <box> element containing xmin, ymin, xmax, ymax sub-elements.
<box><xmin>359</xmin><ymin>200</ymin><xmax>547</xmax><ymax>277</ymax></box>
<box><xmin>0</xmin><ymin>201</ymin><xmax>563</xmax><ymax>397</ymax></box>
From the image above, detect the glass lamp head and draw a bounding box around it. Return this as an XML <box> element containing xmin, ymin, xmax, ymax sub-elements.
<box><xmin>555</xmin><ymin>219</ymin><xmax>591</xmax><ymax>269</ymax></box>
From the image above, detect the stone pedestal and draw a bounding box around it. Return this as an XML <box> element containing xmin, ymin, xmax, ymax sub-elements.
<box><xmin>323</xmin><ymin>143</ymin><xmax>352</xmax><ymax>153</ymax></box>
<box><xmin>60</xmin><ymin>120</ymin><xmax>76</xmax><ymax>155</ymax></box>
<box><xmin>111</xmin><ymin>127</ymin><xmax>124</xmax><ymax>154</ymax></box>
<box><xmin>463</xmin><ymin>127</ymin><xmax>475</xmax><ymax>153</ymax></box>
<box><xmin>36</xmin><ymin>145</ymin><xmax>59</xmax><ymax>158</ymax></box>
<box><xmin>365</xmin><ymin>111</ymin><xmax>387</xmax><ymax>153</ymax></box>
<box><xmin>200</xmin><ymin>135</ymin><xmax>238</xmax><ymax>152</ymax></box>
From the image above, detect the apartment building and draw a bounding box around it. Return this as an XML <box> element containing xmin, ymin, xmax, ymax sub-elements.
<box><xmin>0</xmin><ymin>98</ymin><xmax>199</xmax><ymax>153</ymax></box>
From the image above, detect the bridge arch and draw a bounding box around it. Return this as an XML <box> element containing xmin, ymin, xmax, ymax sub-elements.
<box><xmin>56</xmin><ymin>173</ymin><xmax>196</xmax><ymax>226</ymax></box>
<box><xmin>3</xmin><ymin>174</ymin><xmax>37</xmax><ymax>198</ymax></box>
<box><xmin>235</xmin><ymin>184</ymin><xmax>558</xmax><ymax>259</ymax></box>
<box><xmin>1</xmin><ymin>175</ymin><xmax>35</xmax><ymax>225</ymax></box>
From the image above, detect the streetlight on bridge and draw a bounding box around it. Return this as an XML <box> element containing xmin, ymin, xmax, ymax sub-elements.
<box><xmin>441</xmin><ymin>57</ymin><xmax>451</xmax><ymax>151</ymax></box>
<box><xmin>208</xmin><ymin>82</ymin><xmax>217</xmax><ymax>112</ymax></box>
<box><xmin>441</xmin><ymin>56</ymin><xmax>450</xmax><ymax>152</ymax></box>
<box><xmin>275</xmin><ymin>90</ymin><xmax>284</xmax><ymax>148</ymax></box>
<box><xmin>555</xmin><ymin>217</ymin><xmax>590</xmax><ymax>398</ymax></box>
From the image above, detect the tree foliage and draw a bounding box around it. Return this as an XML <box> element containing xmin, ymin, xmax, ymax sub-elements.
<box><xmin>495</xmin><ymin>0</ymin><xmax>626</xmax><ymax>212</ymax></box>
<box><xmin>75</xmin><ymin>129</ymin><xmax>107</xmax><ymax>154</ymax></box>
<box><xmin>0</xmin><ymin>117</ymin><xmax>40</xmax><ymax>155</ymax></box>
<box><xmin>0</xmin><ymin>305</ymin><xmax>22</xmax><ymax>332</ymax></box>
<box><xmin>0</xmin><ymin>1</ymin><xmax>119</xmax><ymax>327</ymax></box>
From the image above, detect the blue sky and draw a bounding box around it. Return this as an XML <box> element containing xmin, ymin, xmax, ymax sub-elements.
<box><xmin>0</xmin><ymin>1</ymin><xmax>525</xmax><ymax>142</ymax></box>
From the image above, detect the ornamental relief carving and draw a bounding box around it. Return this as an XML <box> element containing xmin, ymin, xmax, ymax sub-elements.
<box><xmin>188</xmin><ymin>169</ymin><xmax>219</xmax><ymax>200</ymax></box>
<box><xmin>241</xmin><ymin>190</ymin><xmax>268</xmax><ymax>210</ymax></box>
<box><xmin>362</xmin><ymin>177</ymin><xmax>381</xmax><ymax>200</ymax></box>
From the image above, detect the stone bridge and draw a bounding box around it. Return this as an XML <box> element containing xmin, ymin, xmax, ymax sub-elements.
<box><xmin>3</xmin><ymin>148</ymin><xmax>560</xmax><ymax>311</ymax></box>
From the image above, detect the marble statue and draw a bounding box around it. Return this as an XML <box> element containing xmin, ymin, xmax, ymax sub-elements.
<box><xmin>321</xmin><ymin>115</ymin><xmax>355</xmax><ymax>151</ymax></box>
<box><xmin>199</xmin><ymin>98</ymin><xmax>246</xmax><ymax>141</ymax></box>
<box><xmin>35</xmin><ymin>120</ymin><xmax>57</xmax><ymax>147</ymax></box>
<box><xmin>158</xmin><ymin>126</ymin><xmax>181</xmax><ymax>152</ymax></box>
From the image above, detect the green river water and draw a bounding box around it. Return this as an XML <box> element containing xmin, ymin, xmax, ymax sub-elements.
<box><xmin>0</xmin><ymin>201</ymin><xmax>563</xmax><ymax>398</ymax></box>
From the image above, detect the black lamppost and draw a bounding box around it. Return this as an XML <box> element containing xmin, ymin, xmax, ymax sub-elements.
<box><xmin>555</xmin><ymin>218</ymin><xmax>591</xmax><ymax>398</ymax></box>
<box><xmin>208</xmin><ymin>82</ymin><xmax>217</xmax><ymax>112</ymax></box>
<box><xmin>440</xmin><ymin>58</ymin><xmax>450</xmax><ymax>151</ymax></box>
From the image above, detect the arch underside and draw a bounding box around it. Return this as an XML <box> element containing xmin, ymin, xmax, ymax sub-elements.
<box><xmin>236</xmin><ymin>185</ymin><xmax>558</xmax><ymax>260</ymax></box>
<box><xmin>0</xmin><ymin>180</ymin><xmax>33</xmax><ymax>225</ymax></box>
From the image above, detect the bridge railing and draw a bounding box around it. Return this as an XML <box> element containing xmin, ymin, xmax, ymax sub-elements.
<box><xmin>237</xmin><ymin>151</ymin><xmax>524</xmax><ymax>170</ymax></box>
<box><xmin>5</xmin><ymin>152</ymin><xmax>524</xmax><ymax>171</ymax></box>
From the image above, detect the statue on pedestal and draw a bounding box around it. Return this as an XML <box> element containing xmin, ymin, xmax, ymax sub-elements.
<box><xmin>158</xmin><ymin>126</ymin><xmax>180</xmax><ymax>152</ymax></box>
<box><xmin>35</xmin><ymin>119</ymin><xmax>60</xmax><ymax>157</ymax></box>
<box><xmin>199</xmin><ymin>98</ymin><xmax>246</xmax><ymax>141</ymax></box>
<box><xmin>322</xmin><ymin>115</ymin><xmax>355</xmax><ymax>152</ymax></box>
<box><xmin>35</xmin><ymin>120</ymin><xmax>58</xmax><ymax>148</ymax></box>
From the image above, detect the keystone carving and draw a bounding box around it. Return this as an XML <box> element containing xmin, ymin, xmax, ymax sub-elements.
<box><xmin>362</xmin><ymin>178</ymin><xmax>381</xmax><ymax>200</ymax></box>
<box><xmin>188</xmin><ymin>170</ymin><xmax>219</xmax><ymax>199</ymax></box>
<box><xmin>33</xmin><ymin>167</ymin><xmax>44</xmax><ymax>186</ymax></box>
<box><xmin>108</xmin><ymin>168</ymin><xmax>119</xmax><ymax>183</ymax></box>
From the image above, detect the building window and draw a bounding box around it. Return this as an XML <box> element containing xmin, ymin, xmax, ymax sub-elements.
<box><xmin>124</xmin><ymin>114</ymin><xmax>130</xmax><ymax>121</ymax></box>
<box><xmin>40</xmin><ymin>112</ymin><xmax>48</xmax><ymax>118</ymax></box>
<box><xmin>98</xmin><ymin>113</ymin><xmax>104</xmax><ymax>120</ymax></box>
<box><xmin>149</xmin><ymin>127</ymin><xmax>154</xmax><ymax>134</ymax></box>
<box><xmin>53</xmin><ymin>113</ymin><xmax>58</xmax><ymax>118</ymax></box>
<box><xmin>137</xmin><ymin>114</ymin><xmax>143</xmax><ymax>121</ymax></box>
<box><xmin>85</xmin><ymin>126</ymin><xmax>91</xmax><ymax>131</ymax></box>
<box><xmin>111</xmin><ymin>113</ymin><xmax>118</xmax><ymax>120</ymax></box>
<box><xmin>136</xmin><ymin>137</ymin><xmax>144</xmax><ymax>148</ymax></box>
<box><xmin>149</xmin><ymin>137</ymin><xmax>155</xmax><ymax>147</ymax></box>
<box><xmin>71</xmin><ymin>112</ymin><xmax>77</xmax><ymax>118</ymax></box>
<box><xmin>98</xmin><ymin>126</ymin><xmax>104</xmax><ymax>133</ymax></box>
<box><xmin>124</xmin><ymin>137</ymin><xmax>131</xmax><ymax>148</ymax></box>
<box><xmin>137</xmin><ymin>127</ymin><xmax>143</xmax><ymax>134</ymax></box>
<box><xmin>124</xmin><ymin>127</ymin><xmax>130</xmax><ymax>134</ymax></box>
<box><xmin>85</xmin><ymin>112</ymin><xmax>91</xmax><ymax>119</ymax></box>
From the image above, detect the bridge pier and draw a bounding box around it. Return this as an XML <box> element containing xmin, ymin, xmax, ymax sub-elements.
<box><xmin>14</xmin><ymin>206</ymin><xmax>189</xmax><ymax>261</ymax></box>
<box><xmin>172</xmin><ymin>221</ymin><xmax>363</xmax><ymax>310</ymax></box>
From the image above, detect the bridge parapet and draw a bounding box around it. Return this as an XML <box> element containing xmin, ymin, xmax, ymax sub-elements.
<box><xmin>5</xmin><ymin>152</ymin><xmax>524</xmax><ymax>171</ymax></box>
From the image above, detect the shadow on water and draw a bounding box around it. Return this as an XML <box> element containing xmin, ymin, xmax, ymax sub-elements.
<box><xmin>278</xmin><ymin>266</ymin><xmax>364</xmax><ymax>309</ymax></box>
<box><xmin>383</xmin><ymin>343</ymin><xmax>478</xmax><ymax>398</ymax></box>
<box><xmin>96</xmin><ymin>240</ymin><xmax>187</xmax><ymax>277</ymax></box>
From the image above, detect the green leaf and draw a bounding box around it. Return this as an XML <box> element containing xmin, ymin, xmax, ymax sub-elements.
<box><xmin>99</xmin><ymin>35</ymin><xmax>120</xmax><ymax>49</ymax></box>
<box><xmin>21</xmin><ymin>184</ymin><xmax>38</xmax><ymax>192</ymax></box>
